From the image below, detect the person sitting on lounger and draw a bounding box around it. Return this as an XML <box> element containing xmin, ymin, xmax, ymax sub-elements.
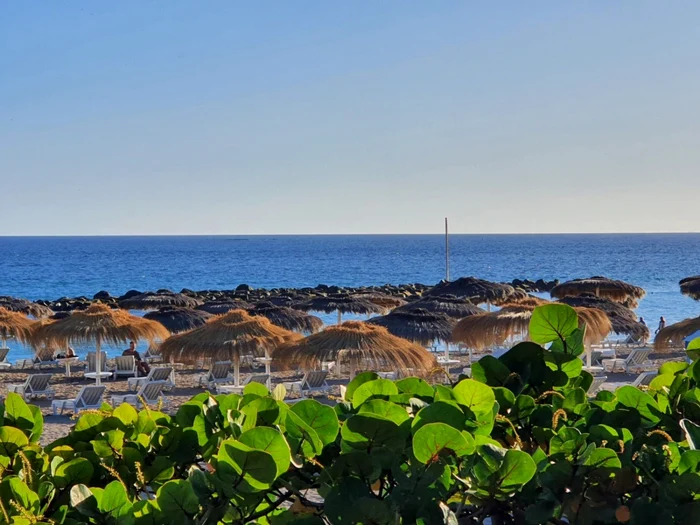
<box><xmin>123</xmin><ymin>341</ymin><xmax>150</xmax><ymax>376</ymax></box>
<box><xmin>655</xmin><ymin>317</ymin><xmax>666</xmax><ymax>335</ymax></box>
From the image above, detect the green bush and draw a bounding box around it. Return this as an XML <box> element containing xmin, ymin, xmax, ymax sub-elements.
<box><xmin>0</xmin><ymin>304</ymin><xmax>699</xmax><ymax>524</ymax></box>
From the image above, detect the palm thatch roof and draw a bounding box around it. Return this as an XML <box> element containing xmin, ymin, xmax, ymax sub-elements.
<box><xmin>424</xmin><ymin>277</ymin><xmax>516</xmax><ymax>305</ymax></box>
<box><xmin>0</xmin><ymin>296</ymin><xmax>53</xmax><ymax>319</ymax></box>
<box><xmin>119</xmin><ymin>291</ymin><xmax>202</xmax><ymax>311</ymax></box>
<box><xmin>499</xmin><ymin>294</ymin><xmax>551</xmax><ymax>308</ymax></box>
<box><xmin>249</xmin><ymin>302</ymin><xmax>323</xmax><ymax>334</ymax></box>
<box><xmin>557</xmin><ymin>295</ymin><xmax>648</xmax><ymax>340</ymax></box>
<box><xmin>351</xmin><ymin>292</ymin><xmax>406</xmax><ymax>309</ymax></box>
<box><xmin>31</xmin><ymin>303</ymin><xmax>170</xmax><ymax>347</ymax></box>
<box><xmin>655</xmin><ymin>316</ymin><xmax>700</xmax><ymax>350</ymax></box>
<box><xmin>397</xmin><ymin>295</ymin><xmax>485</xmax><ymax>319</ymax></box>
<box><xmin>366</xmin><ymin>308</ymin><xmax>457</xmax><ymax>345</ymax></box>
<box><xmin>196</xmin><ymin>300</ymin><xmax>252</xmax><ymax>315</ymax></box>
<box><xmin>451</xmin><ymin>304</ymin><xmax>612</xmax><ymax>349</ymax></box>
<box><xmin>680</xmin><ymin>276</ymin><xmax>700</xmax><ymax>301</ymax></box>
<box><xmin>143</xmin><ymin>307</ymin><xmax>212</xmax><ymax>334</ymax></box>
<box><xmin>295</xmin><ymin>294</ymin><xmax>386</xmax><ymax>315</ymax></box>
<box><xmin>159</xmin><ymin>309</ymin><xmax>300</xmax><ymax>363</ymax></box>
<box><xmin>0</xmin><ymin>308</ymin><xmax>35</xmax><ymax>345</ymax></box>
<box><xmin>550</xmin><ymin>276</ymin><xmax>645</xmax><ymax>307</ymax></box>
<box><xmin>273</xmin><ymin>321</ymin><xmax>436</xmax><ymax>373</ymax></box>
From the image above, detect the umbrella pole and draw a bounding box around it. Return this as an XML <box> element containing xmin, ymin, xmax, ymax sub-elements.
<box><xmin>234</xmin><ymin>352</ymin><xmax>241</xmax><ymax>387</ymax></box>
<box><xmin>487</xmin><ymin>302</ymin><xmax>491</xmax><ymax>312</ymax></box>
<box><xmin>349</xmin><ymin>356</ymin><xmax>357</xmax><ymax>378</ymax></box>
<box><xmin>337</xmin><ymin>310</ymin><xmax>342</xmax><ymax>325</ymax></box>
<box><xmin>1</xmin><ymin>335</ymin><xmax>5</xmax><ymax>349</ymax></box>
<box><xmin>444</xmin><ymin>341</ymin><xmax>450</xmax><ymax>362</ymax></box>
<box><xmin>586</xmin><ymin>343</ymin><xmax>592</xmax><ymax>369</ymax></box>
<box><xmin>265</xmin><ymin>349</ymin><xmax>271</xmax><ymax>389</ymax></box>
<box><xmin>96</xmin><ymin>336</ymin><xmax>102</xmax><ymax>386</ymax></box>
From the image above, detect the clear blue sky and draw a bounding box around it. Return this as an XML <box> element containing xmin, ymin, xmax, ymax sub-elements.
<box><xmin>2</xmin><ymin>2</ymin><xmax>698</xmax><ymax>235</ymax></box>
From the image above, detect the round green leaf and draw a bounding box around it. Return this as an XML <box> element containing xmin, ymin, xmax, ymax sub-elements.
<box><xmin>395</xmin><ymin>377</ymin><xmax>434</xmax><ymax>398</ymax></box>
<box><xmin>412</xmin><ymin>400</ymin><xmax>466</xmax><ymax>432</ymax></box>
<box><xmin>243</xmin><ymin>382</ymin><xmax>269</xmax><ymax>397</ymax></box>
<box><xmin>358</xmin><ymin>399</ymin><xmax>409</xmax><ymax>426</ymax></box>
<box><xmin>54</xmin><ymin>457</ymin><xmax>94</xmax><ymax>488</ymax></box>
<box><xmin>217</xmin><ymin>439</ymin><xmax>278</xmax><ymax>492</ymax></box>
<box><xmin>413</xmin><ymin>422</ymin><xmax>475</xmax><ymax>463</ymax></box>
<box><xmin>239</xmin><ymin>427</ymin><xmax>291</xmax><ymax>477</ymax></box>
<box><xmin>616</xmin><ymin>385</ymin><xmax>661</xmax><ymax>424</ymax></box>
<box><xmin>290</xmin><ymin>399</ymin><xmax>340</xmax><ymax>446</ymax></box>
<box><xmin>452</xmin><ymin>379</ymin><xmax>496</xmax><ymax>415</ymax></box>
<box><xmin>154</xmin><ymin>480</ymin><xmax>199</xmax><ymax>520</ymax></box>
<box><xmin>529</xmin><ymin>304</ymin><xmax>579</xmax><ymax>345</ymax></box>
<box><xmin>352</xmin><ymin>379</ymin><xmax>398</xmax><ymax>407</ymax></box>
<box><xmin>344</xmin><ymin>372</ymin><xmax>379</xmax><ymax>401</ymax></box>
<box><xmin>113</xmin><ymin>403</ymin><xmax>138</xmax><ymax>426</ymax></box>
<box><xmin>495</xmin><ymin>449</ymin><xmax>537</xmax><ymax>493</ymax></box>
<box><xmin>0</xmin><ymin>426</ymin><xmax>28</xmax><ymax>456</ymax></box>
<box><xmin>341</xmin><ymin>414</ymin><xmax>401</xmax><ymax>451</ymax></box>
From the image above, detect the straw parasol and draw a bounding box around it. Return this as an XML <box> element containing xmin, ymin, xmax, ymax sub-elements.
<box><xmin>31</xmin><ymin>303</ymin><xmax>169</xmax><ymax>384</ymax></box>
<box><xmin>680</xmin><ymin>276</ymin><xmax>700</xmax><ymax>301</ymax></box>
<box><xmin>249</xmin><ymin>302</ymin><xmax>323</xmax><ymax>334</ymax></box>
<box><xmin>0</xmin><ymin>296</ymin><xmax>53</xmax><ymax>319</ymax></box>
<box><xmin>423</xmin><ymin>277</ymin><xmax>516</xmax><ymax>308</ymax></box>
<box><xmin>274</xmin><ymin>321</ymin><xmax>437</xmax><ymax>377</ymax></box>
<box><xmin>351</xmin><ymin>292</ymin><xmax>407</xmax><ymax>309</ymax></box>
<box><xmin>295</xmin><ymin>294</ymin><xmax>386</xmax><ymax>324</ymax></box>
<box><xmin>550</xmin><ymin>277</ymin><xmax>646</xmax><ymax>308</ymax></box>
<box><xmin>366</xmin><ymin>308</ymin><xmax>457</xmax><ymax>346</ymax></box>
<box><xmin>143</xmin><ymin>307</ymin><xmax>212</xmax><ymax>334</ymax></box>
<box><xmin>196</xmin><ymin>300</ymin><xmax>252</xmax><ymax>315</ymax></box>
<box><xmin>119</xmin><ymin>291</ymin><xmax>202</xmax><ymax>311</ymax></box>
<box><xmin>654</xmin><ymin>316</ymin><xmax>700</xmax><ymax>350</ymax></box>
<box><xmin>159</xmin><ymin>310</ymin><xmax>300</xmax><ymax>386</ymax></box>
<box><xmin>396</xmin><ymin>295</ymin><xmax>485</xmax><ymax>319</ymax></box>
<box><xmin>557</xmin><ymin>295</ymin><xmax>648</xmax><ymax>341</ymax></box>
<box><xmin>0</xmin><ymin>308</ymin><xmax>35</xmax><ymax>349</ymax></box>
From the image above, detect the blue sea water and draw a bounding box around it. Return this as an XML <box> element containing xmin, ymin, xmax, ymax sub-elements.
<box><xmin>1</xmin><ymin>234</ymin><xmax>698</xmax><ymax>361</ymax></box>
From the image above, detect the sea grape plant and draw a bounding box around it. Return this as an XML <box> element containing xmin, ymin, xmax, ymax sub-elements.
<box><xmin>0</xmin><ymin>305</ymin><xmax>699</xmax><ymax>523</ymax></box>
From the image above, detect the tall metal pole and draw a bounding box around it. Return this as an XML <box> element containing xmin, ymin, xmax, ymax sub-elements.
<box><xmin>445</xmin><ymin>217</ymin><xmax>450</xmax><ymax>282</ymax></box>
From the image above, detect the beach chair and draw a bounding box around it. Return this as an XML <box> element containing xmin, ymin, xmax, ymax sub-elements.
<box><xmin>8</xmin><ymin>373</ymin><xmax>54</xmax><ymax>401</ymax></box>
<box><xmin>216</xmin><ymin>374</ymin><xmax>271</xmax><ymax>394</ymax></box>
<box><xmin>86</xmin><ymin>352</ymin><xmax>109</xmax><ymax>373</ymax></box>
<box><xmin>602</xmin><ymin>348</ymin><xmax>652</xmax><ymax>374</ymax></box>
<box><xmin>284</xmin><ymin>371</ymin><xmax>330</xmax><ymax>402</ymax></box>
<box><xmin>197</xmin><ymin>361</ymin><xmax>233</xmax><ymax>388</ymax></box>
<box><xmin>339</xmin><ymin>384</ymin><xmax>347</xmax><ymax>401</ymax></box>
<box><xmin>32</xmin><ymin>349</ymin><xmax>58</xmax><ymax>370</ymax></box>
<box><xmin>0</xmin><ymin>348</ymin><xmax>10</xmax><ymax>369</ymax></box>
<box><xmin>112</xmin><ymin>356</ymin><xmax>138</xmax><ymax>379</ymax></box>
<box><xmin>111</xmin><ymin>380</ymin><xmax>168</xmax><ymax>408</ymax></box>
<box><xmin>51</xmin><ymin>385</ymin><xmax>106</xmax><ymax>415</ymax></box>
<box><xmin>632</xmin><ymin>371</ymin><xmax>658</xmax><ymax>388</ymax></box>
<box><xmin>127</xmin><ymin>366</ymin><xmax>175</xmax><ymax>391</ymax></box>
<box><xmin>143</xmin><ymin>345</ymin><xmax>163</xmax><ymax>363</ymax></box>
<box><xmin>588</xmin><ymin>376</ymin><xmax>607</xmax><ymax>395</ymax></box>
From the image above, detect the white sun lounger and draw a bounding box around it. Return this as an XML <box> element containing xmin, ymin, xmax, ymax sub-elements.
<box><xmin>127</xmin><ymin>367</ymin><xmax>175</xmax><ymax>391</ymax></box>
<box><xmin>86</xmin><ymin>352</ymin><xmax>109</xmax><ymax>373</ymax></box>
<box><xmin>111</xmin><ymin>380</ymin><xmax>168</xmax><ymax>408</ymax></box>
<box><xmin>216</xmin><ymin>374</ymin><xmax>271</xmax><ymax>394</ymax></box>
<box><xmin>112</xmin><ymin>356</ymin><xmax>138</xmax><ymax>379</ymax></box>
<box><xmin>8</xmin><ymin>373</ymin><xmax>55</xmax><ymax>401</ymax></box>
<box><xmin>588</xmin><ymin>376</ymin><xmax>607</xmax><ymax>394</ymax></box>
<box><xmin>602</xmin><ymin>348</ymin><xmax>652</xmax><ymax>374</ymax></box>
<box><xmin>632</xmin><ymin>371</ymin><xmax>658</xmax><ymax>388</ymax></box>
<box><xmin>51</xmin><ymin>385</ymin><xmax>106</xmax><ymax>415</ymax></box>
<box><xmin>143</xmin><ymin>346</ymin><xmax>163</xmax><ymax>363</ymax></box>
<box><xmin>0</xmin><ymin>348</ymin><xmax>10</xmax><ymax>369</ymax></box>
<box><xmin>284</xmin><ymin>371</ymin><xmax>330</xmax><ymax>402</ymax></box>
<box><xmin>198</xmin><ymin>361</ymin><xmax>233</xmax><ymax>388</ymax></box>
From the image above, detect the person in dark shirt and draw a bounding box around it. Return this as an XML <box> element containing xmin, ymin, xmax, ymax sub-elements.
<box><xmin>123</xmin><ymin>341</ymin><xmax>150</xmax><ymax>376</ymax></box>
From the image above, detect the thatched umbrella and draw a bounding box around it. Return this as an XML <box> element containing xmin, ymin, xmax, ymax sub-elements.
<box><xmin>397</xmin><ymin>295</ymin><xmax>485</xmax><ymax>319</ymax></box>
<box><xmin>654</xmin><ymin>316</ymin><xmax>700</xmax><ymax>350</ymax></box>
<box><xmin>119</xmin><ymin>291</ymin><xmax>202</xmax><ymax>311</ymax></box>
<box><xmin>423</xmin><ymin>277</ymin><xmax>515</xmax><ymax>309</ymax></box>
<box><xmin>249</xmin><ymin>302</ymin><xmax>323</xmax><ymax>334</ymax></box>
<box><xmin>274</xmin><ymin>321</ymin><xmax>437</xmax><ymax>377</ymax></box>
<box><xmin>196</xmin><ymin>300</ymin><xmax>252</xmax><ymax>315</ymax></box>
<box><xmin>501</xmin><ymin>293</ymin><xmax>550</xmax><ymax>308</ymax></box>
<box><xmin>351</xmin><ymin>292</ymin><xmax>406</xmax><ymax>309</ymax></box>
<box><xmin>550</xmin><ymin>276</ymin><xmax>645</xmax><ymax>308</ymax></box>
<box><xmin>680</xmin><ymin>276</ymin><xmax>700</xmax><ymax>301</ymax></box>
<box><xmin>557</xmin><ymin>295</ymin><xmax>649</xmax><ymax>341</ymax></box>
<box><xmin>366</xmin><ymin>308</ymin><xmax>457</xmax><ymax>346</ymax></box>
<box><xmin>0</xmin><ymin>308</ymin><xmax>34</xmax><ymax>349</ymax></box>
<box><xmin>144</xmin><ymin>307</ymin><xmax>212</xmax><ymax>334</ymax></box>
<box><xmin>0</xmin><ymin>296</ymin><xmax>53</xmax><ymax>318</ymax></box>
<box><xmin>31</xmin><ymin>303</ymin><xmax>169</xmax><ymax>385</ymax></box>
<box><xmin>160</xmin><ymin>310</ymin><xmax>300</xmax><ymax>387</ymax></box>
<box><xmin>295</xmin><ymin>294</ymin><xmax>385</xmax><ymax>324</ymax></box>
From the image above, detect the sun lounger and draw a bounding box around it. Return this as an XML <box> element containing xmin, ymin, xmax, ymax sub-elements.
<box><xmin>602</xmin><ymin>348</ymin><xmax>652</xmax><ymax>374</ymax></box>
<box><xmin>127</xmin><ymin>366</ymin><xmax>175</xmax><ymax>391</ymax></box>
<box><xmin>111</xmin><ymin>380</ymin><xmax>168</xmax><ymax>408</ymax></box>
<box><xmin>112</xmin><ymin>356</ymin><xmax>138</xmax><ymax>379</ymax></box>
<box><xmin>8</xmin><ymin>373</ymin><xmax>54</xmax><ymax>401</ymax></box>
<box><xmin>632</xmin><ymin>371</ymin><xmax>658</xmax><ymax>388</ymax></box>
<box><xmin>216</xmin><ymin>374</ymin><xmax>271</xmax><ymax>394</ymax></box>
<box><xmin>284</xmin><ymin>371</ymin><xmax>330</xmax><ymax>402</ymax></box>
<box><xmin>51</xmin><ymin>385</ymin><xmax>106</xmax><ymax>415</ymax></box>
<box><xmin>0</xmin><ymin>348</ymin><xmax>10</xmax><ymax>369</ymax></box>
<box><xmin>143</xmin><ymin>346</ymin><xmax>163</xmax><ymax>363</ymax></box>
<box><xmin>86</xmin><ymin>352</ymin><xmax>109</xmax><ymax>373</ymax></box>
<box><xmin>588</xmin><ymin>376</ymin><xmax>607</xmax><ymax>394</ymax></box>
<box><xmin>197</xmin><ymin>361</ymin><xmax>233</xmax><ymax>388</ymax></box>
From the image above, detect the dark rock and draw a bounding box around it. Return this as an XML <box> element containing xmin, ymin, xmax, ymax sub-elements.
<box><xmin>119</xmin><ymin>290</ymin><xmax>142</xmax><ymax>300</ymax></box>
<box><xmin>93</xmin><ymin>291</ymin><xmax>111</xmax><ymax>300</ymax></box>
<box><xmin>236</xmin><ymin>284</ymin><xmax>252</xmax><ymax>292</ymax></box>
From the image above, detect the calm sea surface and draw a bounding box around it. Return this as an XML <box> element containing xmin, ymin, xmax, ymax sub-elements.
<box><xmin>1</xmin><ymin>234</ymin><xmax>698</xmax><ymax>360</ymax></box>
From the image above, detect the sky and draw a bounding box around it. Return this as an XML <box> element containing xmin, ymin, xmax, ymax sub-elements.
<box><xmin>1</xmin><ymin>1</ymin><xmax>699</xmax><ymax>235</ymax></box>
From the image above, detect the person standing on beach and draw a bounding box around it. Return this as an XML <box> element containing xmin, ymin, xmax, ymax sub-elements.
<box><xmin>655</xmin><ymin>317</ymin><xmax>666</xmax><ymax>335</ymax></box>
<box><xmin>639</xmin><ymin>317</ymin><xmax>646</xmax><ymax>327</ymax></box>
<box><xmin>122</xmin><ymin>340</ymin><xmax>150</xmax><ymax>376</ymax></box>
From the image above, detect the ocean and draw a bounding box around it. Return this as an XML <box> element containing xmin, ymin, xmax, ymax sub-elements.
<box><xmin>1</xmin><ymin>234</ymin><xmax>698</xmax><ymax>361</ymax></box>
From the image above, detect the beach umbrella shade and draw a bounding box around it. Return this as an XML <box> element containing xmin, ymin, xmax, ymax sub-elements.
<box><xmin>31</xmin><ymin>303</ymin><xmax>169</xmax><ymax>385</ymax></box>
<box><xmin>295</xmin><ymin>294</ymin><xmax>386</xmax><ymax>324</ymax></box>
<box><xmin>119</xmin><ymin>291</ymin><xmax>202</xmax><ymax>311</ymax></box>
<box><xmin>654</xmin><ymin>316</ymin><xmax>700</xmax><ymax>350</ymax></box>
<box><xmin>196</xmin><ymin>300</ymin><xmax>252</xmax><ymax>315</ymax></box>
<box><xmin>557</xmin><ymin>295</ymin><xmax>649</xmax><ymax>341</ymax></box>
<box><xmin>159</xmin><ymin>309</ymin><xmax>300</xmax><ymax>387</ymax></box>
<box><xmin>0</xmin><ymin>308</ymin><xmax>34</xmax><ymax>349</ymax></box>
<box><xmin>366</xmin><ymin>308</ymin><xmax>457</xmax><ymax>346</ymax></box>
<box><xmin>423</xmin><ymin>277</ymin><xmax>516</xmax><ymax>308</ymax></box>
<box><xmin>550</xmin><ymin>276</ymin><xmax>646</xmax><ymax>308</ymax></box>
<box><xmin>143</xmin><ymin>307</ymin><xmax>212</xmax><ymax>334</ymax></box>
<box><xmin>680</xmin><ymin>276</ymin><xmax>700</xmax><ymax>301</ymax></box>
<box><xmin>249</xmin><ymin>302</ymin><xmax>323</xmax><ymax>334</ymax></box>
<box><xmin>0</xmin><ymin>296</ymin><xmax>53</xmax><ymax>319</ymax></box>
<box><xmin>397</xmin><ymin>295</ymin><xmax>485</xmax><ymax>319</ymax></box>
<box><xmin>274</xmin><ymin>321</ymin><xmax>437</xmax><ymax>377</ymax></box>
<box><xmin>351</xmin><ymin>292</ymin><xmax>407</xmax><ymax>309</ymax></box>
